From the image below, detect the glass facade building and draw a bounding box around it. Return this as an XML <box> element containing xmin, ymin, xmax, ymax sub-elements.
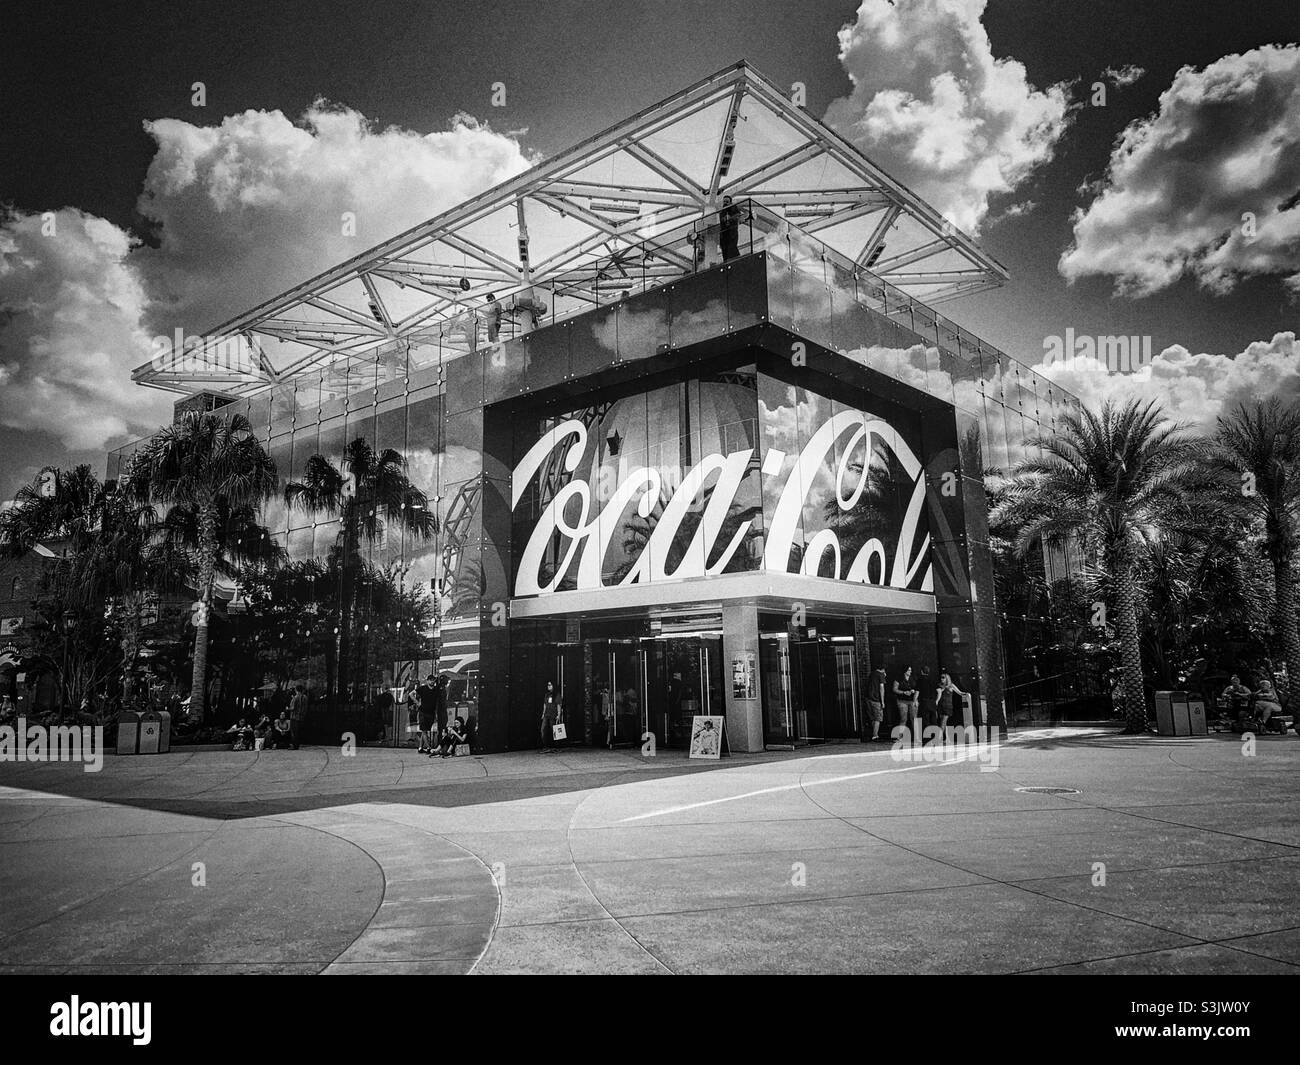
<box><xmin>112</xmin><ymin>65</ymin><xmax>1084</xmax><ymax>750</ymax></box>
<box><xmin>111</xmin><ymin>212</ymin><xmax>1082</xmax><ymax>751</ymax></box>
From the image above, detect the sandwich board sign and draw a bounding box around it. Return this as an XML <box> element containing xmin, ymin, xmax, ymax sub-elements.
<box><xmin>688</xmin><ymin>715</ymin><xmax>725</xmax><ymax>759</ymax></box>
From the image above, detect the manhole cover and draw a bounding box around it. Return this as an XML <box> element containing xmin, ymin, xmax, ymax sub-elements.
<box><xmin>1015</xmin><ymin>786</ymin><xmax>1080</xmax><ymax>795</ymax></box>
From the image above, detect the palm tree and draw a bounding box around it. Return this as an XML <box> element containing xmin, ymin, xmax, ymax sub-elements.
<box><xmin>993</xmin><ymin>399</ymin><xmax>1199</xmax><ymax>733</ymax></box>
<box><xmin>1210</xmin><ymin>399</ymin><xmax>1300</xmax><ymax>698</ymax></box>
<box><xmin>0</xmin><ymin>463</ymin><xmax>160</xmax><ymax>712</ymax></box>
<box><xmin>0</xmin><ymin>464</ymin><xmax>109</xmax><ymax>563</ymax></box>
<box><xmin>134</xmin><ymin>411</ymin><xmax>278</xmax><ymax>721</ymax></box>
<box><xmin>284</xmin><ymin>437</ymin><xmax>435</xmax><ymax>707</ymax></box>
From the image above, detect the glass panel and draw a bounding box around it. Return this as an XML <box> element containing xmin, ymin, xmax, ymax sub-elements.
<box><xmin>725</xmin><ymin>253</ymin><xmax>766</xmax><ymax>332</ymax></box>
<box><xmin>294</xmin><ymin>373</ymin><xmax>321</xmax><ymax>423</ymax></box>
<box><xmin>270</xmin><ymin>383</ymin><xmax>295</xmax><ymax>428</ymax></box>
<box><xmin>614</xmin><ymin>289</ymin><xmax>670</xmax><ymax>363</ymax></box>
<box><xmin>758</xmin><ymin>372</ymin><xmax>805</xmax><ymax>575</ymax></box>
<box><xmin>443</xmin><ymin>350</ymin><xmax>483</xmax><ymax>414</ymax></box>
<box><xmin>669</xmin><ymin>267</ymin><xmax>729</xmax><ymax>350</ymax></box>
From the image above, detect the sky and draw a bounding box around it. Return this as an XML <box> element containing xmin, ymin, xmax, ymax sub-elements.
<box><xmin>1</xmin><ymin>0</ymin><xmax>1298</xmax><ymax>500</ymax></box>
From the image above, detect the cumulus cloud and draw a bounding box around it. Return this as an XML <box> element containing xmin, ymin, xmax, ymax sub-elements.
<box><xmin>1060</xmin><ymin>45</ymin><xmax>1300</xmax><ymax>297</ymax></box>
<box><xmin>134</xmin><ymin>102</ymin><xmax>533</xmax><ymax>334</ymax></box>
<box><xmin>0</xmin><ymin>207</ymin><xmax>170</xmax><ymax>449</ymax></box>
<box><xmin>1103</xmin><ymin>64</ymin><xmax>1146</xmax><ymax>88</ymax></box>
<box><xmin>1040</xmin><ymin>331</ymin><xmax>1300</xmax><ymax>431</ymax></box>
<box><xmin>0</xmin><ymin>104</ymin><xmax>531</xmax><ymax>453</ymax></box>
<box><xmin>824</xmin><ymin>0</ymin><xmax>1072</xmax><ymax>232</ymax></box>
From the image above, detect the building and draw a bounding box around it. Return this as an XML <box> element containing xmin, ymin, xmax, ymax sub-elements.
<box><xmin>117</xmin><ymin>63</ymin><xmax>1082</xmax><ymax>751</ymax></box>
<box><xmin>0</xmin><ymin>542</ymin><xmax>64</xmax><ymax>712</ymax></box>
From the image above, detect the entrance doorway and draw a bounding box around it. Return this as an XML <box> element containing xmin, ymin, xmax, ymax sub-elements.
<box><xmin>575</xmin><ymin>633</ymin><xmax>723</xmax><ymax>750</ymax></box>
<box><xmin>759</xmin><ymin>614</ymin><xmax>860</xmax><ymax>746</ymax></box>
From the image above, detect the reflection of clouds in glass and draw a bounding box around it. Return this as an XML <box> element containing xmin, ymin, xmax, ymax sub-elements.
<box><xmin>402</xmin><ymin>448</ymin><xmax>437</xmax><ymax>493</ymax></box>
<box><xmin>759</xmin><ymin>393</ymin><xmax>800</xmax><ymax>453</ymax></box>
<box><xmin>669</xmin><ymin>298</ymin><xmax>728</xmax><ymax>339</ymax></box>
<box><xmin>844</xmin><ymin>344</ymin><xmax>928</xmax><ymax>390</ymax></box>
<box><xmin>588</xmin><ymin>305</ymin><xmax>669</xmax><ymax>355</ymax></box>
<box><xmin>438</xmin><ymin>444</ymin><xmax>481</xmax><ymax>486</ymax></box>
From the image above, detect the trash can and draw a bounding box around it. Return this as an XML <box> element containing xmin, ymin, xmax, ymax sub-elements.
<box><xmin>155</xmin><ymin>710</ymin><xmax>172</xmax><ymax>753</ymax></box>
<box><xmin>1187</xmin><ymin>696</ymin><xmax>1208</xmax><ymax>736</ymax></box>
<box><xmin>138</xmin><ymin>710</ymin><xmax>162</xmax><ymax>754</ymax></box>
<box><xmin>116</xmin><ymin>711</ymin><xmax>142</xmax><ymax>755</ymax></box>
<box><xmin>1154</xmin><ymin>691</ymin><xmax>1192</xmax><ymax>736</ymax></box>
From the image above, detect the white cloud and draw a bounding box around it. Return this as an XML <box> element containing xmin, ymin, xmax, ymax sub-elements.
<box><xmin>1103</xmin><ymin>64</ymin><xmax>1146</xmax><ymax>88</ymax></box>
<box><xmin>0</xmin><ymin>104</ymin><xmax>532</xmax><ymax>453</ymax></box>
<box><xmin>134</xmin><ymin>102</ymin><xmax>533</xmax><ymax>334</ymax></box>
<box><xmin>0</xmin><ymin>208</ymin><xmax>170</xmax><ymax>449</ymax></box>
<box><xmin>824</xmin><ymin>0</ymin><xmax>1071</xmax><ymax>232</ymax></box>
<box><xmin>1040</xmin><ymin>331</ymin><xmax>1300</xmax><ymax>430</ymax></box>
<box><xmin>1060</xmin><ymin>45</ymin><xmax>1300</xmax><ymax>296</ymax></box>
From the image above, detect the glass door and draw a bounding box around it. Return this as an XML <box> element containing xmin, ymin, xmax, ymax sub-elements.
<box><xmin>759</xmin><ymin>632</ymin><xmax>797</xmax><ymax>745</ymax></box>
<box><xmin>796</xmin><ymin>636</ymin><xmax>825</xmax><ymax>742</ymax></box>
<box><xmin>595</xmin><ymin>639</ymin><xmax>645</xmax><ymax>748</ymax></box>
<box><xmin>819</xmin><ymin>636</ymin><xmax>859</xmax><ymax>739</ymax></box>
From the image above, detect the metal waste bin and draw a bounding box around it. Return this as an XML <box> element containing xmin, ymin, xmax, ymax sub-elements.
<box><xmin>138</xmin><ymin>710</ymin><xmax>162</xmax><ymax>754</ymax></box>
<box><xmin>1154</xmin><ymin>691</ymin><xmax>1192</xmax><ymax>736</ymax></box>
<box><xmin>1187</xmin><ymin>696</ymin><xmax>1208</xmax><ymax>736</ymax></box>
<box><xmin>116</xmin><ymin>711</ymin><xmax>142</xmax><ymax>755</ymax></box>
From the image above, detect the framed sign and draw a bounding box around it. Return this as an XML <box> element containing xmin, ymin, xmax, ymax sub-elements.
<box><xmin>731</xmin><ymin>650</ymin><xmax>755</xmax><ymax>699</ymax></box>
<box><xmin>0</xmin><ymin>617</ymin><xmax>23</xmax><ymax>637</ymax></box>
<box><xmin>688</xmin><ymin>715</ymin><xmax>724</xmax><ymax>759</ymax></box>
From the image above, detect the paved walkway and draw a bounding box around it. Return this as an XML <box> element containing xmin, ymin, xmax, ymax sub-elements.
<box><xmin>1</xmin><ymin>729</ymin><xmax>1297</xmax><ymax>973</ymax></box>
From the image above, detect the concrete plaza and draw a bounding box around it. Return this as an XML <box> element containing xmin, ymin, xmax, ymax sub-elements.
<box><xmin>1</xmin><ymin>728</ymin><xmax>1297</xmax><ymax>974</ymax></box>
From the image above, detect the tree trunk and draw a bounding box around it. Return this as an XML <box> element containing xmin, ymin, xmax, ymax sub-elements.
<box><xmin>1273</xmin><ymin>550</ymin><xmax>1300</xmax><ymax>701</ymax></box>
<box><xmin>1113</xmin><ymin>565</ymin><xmax>1148</xmax><ymax>734</ymax></box>
<box><xmin>189</xmin><ymin>505</ymin><xmax>217</xmax><ymax>723</ymax></box>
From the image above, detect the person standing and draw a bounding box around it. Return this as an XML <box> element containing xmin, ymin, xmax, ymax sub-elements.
<box><xmin>484</xmin><ymin>293</ymin><xmax>503</xmax><ymax>343</ymax></box>
<box><xmin>540</xmin><ymin>681</ymin><xmax>561</xmax><ymax>752</ymax></box>
<box><xmin>719</xmin><ymin>196</ymin><xmax>747</xmax><ymax>261</ymax></box>
<box><xmin>892</xmin><ymin>666</ymin><xmax>919</xmax><ymax>738</ymax></box>
<box><xmin>288</xmin><ymin>685</ymin><xmax>308</xmax><ymax>750</ymax></box>
<box><xmin>416</xmin><ymin>675</ymin><xmax>436</xmax><ymax>754</ymax></box>
<box><xmin>935</xmin><ymin>671</ymin><xmax>965</xmax><ymax>736</ymax></box>
<box><xmin>865</xmin><ymin>665</ymin><xmax>887</xmax><ymax>742</ymax></box>
<box><xmin>599</xmin><ymin>684</ymin><xmax>614</xmax><ymax>749</ymax></box>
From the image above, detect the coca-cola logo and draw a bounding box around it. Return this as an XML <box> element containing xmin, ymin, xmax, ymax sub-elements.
<box><xmin>511</xmin><ymin>408</ymin><xmax>933</xmax><ymax>598</ymax></box>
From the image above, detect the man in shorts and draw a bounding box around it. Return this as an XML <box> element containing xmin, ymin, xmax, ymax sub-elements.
<box><xmin>865</xmin><ymin>665</ymin><xmax>887</xmax><ymax>741</ymax></box>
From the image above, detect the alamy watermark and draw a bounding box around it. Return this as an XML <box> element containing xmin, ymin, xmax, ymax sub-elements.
<box><xmin>1043</xmin><ymin>329</ymin><xmax>1153</xmax><ymax>373</ymax></box>
<box><xmin>889</xmin><ymin>723</ymin><xmax>1000</xmax><ymax>771</ymax></box>
<box><xmin>0</xmin><ymin>717</ymin><xmax>104</xmax><ymax>772</ymax></box>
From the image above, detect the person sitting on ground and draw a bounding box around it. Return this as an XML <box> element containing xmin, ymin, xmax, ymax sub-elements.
<box><xmin>272</xmin><ymin>712</ymin><xmax>292</xmax><ymax>749</ymax></box>
<box><xmin>252</xmin><ymin>714</ymin><xmax>272</xmax><ymax>750</ymax></box>
<box><xmin>227</xmin><ymin>718</ymin><xmax>253</xmax><ymax>751</ymax></box>
<box><xmin>437</xmin><ymin>716</ymin><xmax>468</xmax><ymax>757</ymax></box>
<box><xmin>1252</xmin><ymin>679</ymin><xmax>1283</xmax><ymax>728</ymax></box>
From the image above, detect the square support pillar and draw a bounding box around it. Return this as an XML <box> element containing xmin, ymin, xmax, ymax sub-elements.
<box><xmin>721</xmin><ymin>602</ymin><xmax>763</xmax><ymax>752</ymax></box>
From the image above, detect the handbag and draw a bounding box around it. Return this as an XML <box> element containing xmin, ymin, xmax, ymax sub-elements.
<box><xmin>552</xmin><ymin>722</ymin><xmax>567</xmax><ymax>741</ymax></box>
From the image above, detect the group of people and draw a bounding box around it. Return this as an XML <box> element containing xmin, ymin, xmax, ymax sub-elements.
<box><xmin>227</xmin><ymin>685</ymin><xmax>308</xmax><ymax>751</ymax></box>
<box><xmin>1220</xmin><ymin>673</ymin><xmax>1286</xmax><ymax>730</ymax></box>
<box><xmin>412</xmin><ymin>672</ymin><xmax>469</xmax><ymax>757</ymax></box>
<box><xmin>863</xmin><ymin>664</ymin><xmax>967</xmax><ymax>741</ymax></box>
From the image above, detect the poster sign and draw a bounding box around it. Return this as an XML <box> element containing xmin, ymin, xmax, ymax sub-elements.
<box><xmin>688</xmin><ymin>715</ymin><xmax>725</xmax><ymax>759</ymax></box>
<box><xmin>0</xmin><ymin>617</ymin><xmax>23</xmax><ymax>637</ymax></box>
<box><xmin>731</xmin><ymin>650</ymin><xmax>755</xmax><ymax>699</ymax></box>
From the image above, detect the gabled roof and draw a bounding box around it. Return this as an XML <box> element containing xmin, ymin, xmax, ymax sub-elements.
<box><xmin>133</xmin><ymin>61</ymin><xmax>1008</xmax><ymax>396</ymax></box>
